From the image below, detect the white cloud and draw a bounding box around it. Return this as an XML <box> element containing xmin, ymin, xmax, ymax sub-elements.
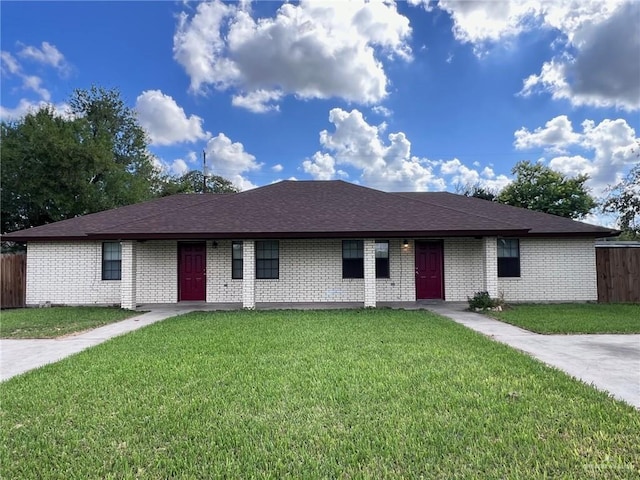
<box><xmin>22</xmin><ymin>75</ymin><xmax>50</xmax><ymax>101</ymax></box>
<box><xmin>0</xmin><ymin>51</ymin><xmax>20</xmax><ymax>75</ymax></box>
<box><xmin>431</xmin><ymin>0</ymin><xmax>540</xmax><ymax>47</ymax></box>
<box><xmin>271</xmin><ymin>164</ymin><xmax>283</xmax><ymax>172</ymax></box>
<box><xmin>306</xmin><ymin>107</ymin><xmax>460</xmax><ymax>191</ymax></box>
<box><xmin>18</xmin><ymin>41</ymin><xmax>70</xmax><ymax>76</ymax></box>
<box><xmin>371</xmin><ymin>105</ymin><xmax>392</xmax><ymax>117</ymax></box>
<box><xmin>170</xmin><ymin>159</ymin><xmax>190</xmax><ymax>176</ymax></box>
<box><xmin>302</xmin><ymin>152</ymin><xmax>341</xmax><ymax>180</ymax></box>
<box><xmin>426</xmin><ymin>0</ymin><xmax>626</xmax><ymax>46</ymax></box>
<box><xmin>231</xmin><ymin>89</ymin><xmax>282</xmax><ymax>113</ymax></box>
<box><xmin>411</xmin><ymin>0</ymin><xmax>638</xmax><ymax>110</ymax></box>
<box><xmin>1</xmin><ymin>42</ymin><xmax>70</xmax><ymax>107</ymax></box>
<box><xmin>440</xmin><ymin>158</ymin><xmax>511</xmax><ymax>191</ymax></box>
<box><xmin>174</xmin><ymin>0</ymin><xmax>412</xmax><ymax>112</ymax></box>
<box><xmin>520</xmin><ymin>2</ymin><xmax>640</xmax><ymax>110</ymax></box>
<box><xmin>204</xmin><ymin>133</ymin><xmax>262</xmax><ymax>190</ymax></box>
<box><xmin>135</xmin><ymin>90</ymin><xmax>209</xmax><ymax>146</ymax></box>
<box><xmin>514</xmin><ymin>115</ymin><xmax>581</xmax><ymax>152</ymax></box>
<box><xmin>0</xmin><ymin>99</ymin><xmax>69</xmax><ymax>121</ymax></box>
<box><xmin>513</xmin><ymin>115</ymin><xmax>639</xmax><ymax>195</ymax></box>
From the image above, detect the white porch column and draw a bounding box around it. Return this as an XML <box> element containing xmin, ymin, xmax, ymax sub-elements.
<box><xmin>363</xmin><ymin>239</ymin><xmax>376</xmax><ymax>308</ymax></box>
<box><xmin>482</xmin><ymin>237</ymin><xmax>499</xmax><ymax>298</ymax></box>
<box><xmin>120</xmin><ymin>240</ymin><xmax>137</xmax><ymax>310</ymax></box>
<box><xmin>242</xmin><ymin>240</ymin><xmax>255</xmax><ymax>309</ymax></box>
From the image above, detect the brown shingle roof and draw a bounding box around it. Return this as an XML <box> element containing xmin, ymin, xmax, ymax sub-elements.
<box><xmin>3</xmin><ymin>180</ymin><xmax>616</xmax><ymax>241</ymax></box>
<box><xmin>395</xmin><ymin>192</ymin><xmax>615</xmax><ymax>236</ymax></box>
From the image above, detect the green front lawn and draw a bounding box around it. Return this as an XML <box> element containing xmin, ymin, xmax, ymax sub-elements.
<box><xmin>488</xmin><ymin>303</ymin><xmax>640</xmax><ymax>334</ymax></box>
<box><xmin>1</xmin><ymin>310</ymin><xmax>638</xmax><ymax>478</ymax></box>
<box><xmin>0</xmin><ymin>306</ymin><xmax>139</xmax><ymax>338</ymax></box>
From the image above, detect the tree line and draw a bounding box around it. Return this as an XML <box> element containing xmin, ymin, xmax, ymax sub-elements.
<box><xmin>1</xmin><ymin>87</ymin><xmax>236</xmax><ymax>235</ymax></box>
<box><xmin>1</xmin><ymin>86</ymin><xmax>638</xmax><ymax>239</ymax></box>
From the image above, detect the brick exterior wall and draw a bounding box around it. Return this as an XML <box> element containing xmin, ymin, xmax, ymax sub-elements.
<box><xmin>25</xmin><ymin>241</ymin><xmax>121</xmax><ymax>306</ymax></box>
<box><xmin>443</xmin><ymin>238</ymin><xmax>485</xmax><ymax>301</ymax></box>
<box><xmin>121</xmin><ymin>241</ymin><xmax>137</xmax><ymax>310</ymax></box>
<box><xmin>136</xmin><ymin>241</ymin><xmax>178</xmax><ymax>304</ymax></box>
<box><xmin>498</xmin><ymin>238</ymin><xmax>597</xmax><ymax>302</ymax></box>
<box><xmin>24</xmin><ymin>237</ymin><xmax>598</xmax><ymax>306</ymax></box>
<box><xmin>207</xmin><ymin>240</ymin><xmax>242</xmax><ymax>303</ymax></box>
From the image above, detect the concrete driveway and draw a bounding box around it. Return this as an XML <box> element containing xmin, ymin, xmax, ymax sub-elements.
<box><xmin>426</xmin><ymin>303</ymin><xmax>640</xmax><ymax>409</ymax></box>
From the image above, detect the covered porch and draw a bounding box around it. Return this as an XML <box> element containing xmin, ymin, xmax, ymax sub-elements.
<box><xmin>120</xmin><ymin>236</ymin><xmax>500</xmax><ymax>310</ymax></box>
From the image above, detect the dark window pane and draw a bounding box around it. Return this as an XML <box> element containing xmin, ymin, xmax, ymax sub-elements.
<box><xmin>342</xmin><ymin>240</ymin><xmax>364</xmax><ymax>278</ymax></box>
<box><xmin>343</xmin><ymin>259</ymin><xmax>364</xmax><ymax>278</ymax></box>
<box><xmin>375</xmin><ymin>257</ymin><xmax>389</xmax><ymax>278</ymax></box>
<box><xmin>498</xmin><ymin>258</ymin><xmax>520</xmax><ymax>277</ymax></box>
<box><xmin>256</xmin><ymin>241</ymin><xmax>279</xmax><ymax>279</ymax></box>
<box><xmin>102</xmin><ymin>242</ymin><xmax>121</xmax><ymax>280</ymax></box>
<box><xmin>232</xmin><ymin>242</ymin><xmax>243</xmax><ymax>279</ymax></box>
<box><xmin>497</xmin><ymin>239</ymin><xmax>520</xmax><ymax>277</ymax></box>
<box><xmin>375</xmin><ymin>240</ymin><xmax>389</xmax><ymax>278</ymax></box>
<box><xmin>342</xmin><ymin>240</ymin><xmax>363</xmax><ymax>259</ymax></box>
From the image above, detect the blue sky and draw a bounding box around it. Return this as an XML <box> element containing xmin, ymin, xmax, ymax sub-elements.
<box><xmin>1</xmin><ymin>1</ymin><xmax>638</xmax><ymax>223</ymax></box>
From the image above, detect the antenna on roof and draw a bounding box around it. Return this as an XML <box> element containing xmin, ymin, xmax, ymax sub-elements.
<box><xmin>202</xmin><ymin>149</ymin><xmax>207</xmax><ymax>194</ymax></box>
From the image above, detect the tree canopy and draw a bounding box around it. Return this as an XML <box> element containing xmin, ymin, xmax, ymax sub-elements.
<box><xmin>1</xmin><ymin>87</ymin><xmax>163</xmax><ymax>233</ymax></box>
<box><xmin>497</xmin><ymin>161</ymin><xmax>596</xmax><ymax>219</ymax></box>
<box><xmin>602</xmin><ymin>161</ymin><xmax>640</xmax><ymax>239</ymax></box>
<box><xmin>1</xmin><ymin>87</ymin><xmax>238</xmax><ymax>235</ymax></box>
<box><xmin>159</xmin><ymin>171</ymin><xmax>238</xmax><ymax>196</ymax></box>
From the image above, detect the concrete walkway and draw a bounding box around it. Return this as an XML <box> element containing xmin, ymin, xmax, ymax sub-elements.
<box><xmin>426</xmin><ymin>303</ymin><xmax>640</xmax><ymax>409</ymax></box>
<box><xmin>0</xmin><ymin>309</ymin><xmax>194</xmax><ymax>382</ymax></box>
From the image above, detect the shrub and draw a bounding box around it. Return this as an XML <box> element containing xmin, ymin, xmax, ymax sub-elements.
<box><xmin>468</xmin><ymin>291</ymin><xmax>503</xmax><ymax>311</ymax></box>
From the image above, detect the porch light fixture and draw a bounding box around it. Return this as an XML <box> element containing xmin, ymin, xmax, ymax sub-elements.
<box><xmin>211</xmin><ymin>241</ymin><xmax>218</xmax><ymax>248</ymax></box>
<box><xmin>403</xmin><ymin>239</ymin><xmax>409</xmax><ymax>248</ymax></box>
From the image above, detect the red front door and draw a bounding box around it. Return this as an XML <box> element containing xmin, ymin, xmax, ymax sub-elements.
<box><xmin>178</xmin><ymin>243</ymin><xmax>206</xmax><ymax>301</ymax></box>
<box><xmin>415</xmin><ymin>242</ymin><xmax>444</xmax><ymax>299</ymax></box>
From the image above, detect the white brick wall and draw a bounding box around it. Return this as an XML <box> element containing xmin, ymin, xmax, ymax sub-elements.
<box><xmin>498</xmin><ymin>238</ymin><xmax>597</xmax><ymax>302</ymax></box>
<box><xmin>135</xmin><ymin>241</ymin><xmax>178</xmax><ymax>304</ymax></box>
<box><xmin>253</xmin><ymin>239</ymin><xmax>363</xmax><ymax>302</ymax></box>
<box><xmin>121</xmin><ymin>241</ymin><xmax>137</xmax><ymax>310</ymax></box>
<box><xmin>363</xmin><ymin>239</ymin><xmax>376</xmax><ymax>307</ymax></box>
<box><xmin>242</xmin><ymin>240</ymin><xmax>255</xmax><ymax>308</ymax></box>
<box><xmin>206</xmin><ymin>240</ymin><xmax>243</xmax><ymax>303</ymax></box>
<box><xmin>24</xmin><ymin>236</ymin><xmax>598</xmax><ymax>306</ymax></box>
<box><xmin>376</xmin><ymin>239</ymin><xmax>415</xmax><ymax>302</ymax></box>
<box><xmin>444</xmin><ymin>238</ymin><xmax>485</xmax><ymax>301</ymax></box>
<box><xmin>25</xmin><ymin>241</ymin><xmax>121</xmax><ymax>306</ymax></box>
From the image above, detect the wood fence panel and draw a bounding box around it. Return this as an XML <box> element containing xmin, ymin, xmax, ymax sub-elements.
<box><xmin>596</xmin><ymin>248</ymin><xmax>640</xmax><ymax>303</ymax></box>
<box><xmin>1</xmin><ymin>253</ymin><xmax>26</xmax><ymax>309</ymax></box>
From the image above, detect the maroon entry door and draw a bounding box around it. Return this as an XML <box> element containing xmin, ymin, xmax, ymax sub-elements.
<box><xmin>178</xmin><ymin>243</ymin><xmax>206</xmax><ymax>301</ymax></box>
<box><xmin>415</xmin><ymin>242</ymin><xmax>444</xmax><ymax>300</ymax></box>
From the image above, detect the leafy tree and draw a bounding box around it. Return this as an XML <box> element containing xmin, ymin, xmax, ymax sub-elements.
<box><xmin>461</xmin><ymin>184</ymin><xmax>497</xmax><ymax>201</ymax></box>
<box><xmin>68</xmin><ymin>86</ymin><xmax>162</xmax><ymax>207</ymax></box>
<box><xmin>1</xmin><ymin>87</ymin><xmax>161</xmax><ymax>234</ymax></box>
<box><xmin>497</xmin><ymin>161</ymin><xmax>596</xmax><ymax>219</ymax></box>
<box><xmin>159</xmin><ymin>171</ymin><xmax>239</xmax><ymax>195</ymax></box>
<box><xmin>602</xmin><ymin>161</ymin><xmax>640</xmax><ymax>239</ymax></box>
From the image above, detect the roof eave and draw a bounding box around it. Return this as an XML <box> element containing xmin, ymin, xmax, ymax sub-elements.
<box><xmin>84</xmin><ymin>229</ymin><xmax>531</xmax><ymax>240</ymax></box>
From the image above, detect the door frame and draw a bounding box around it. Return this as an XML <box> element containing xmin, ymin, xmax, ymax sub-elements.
<box><xmin>177</xmin><ymin>241</ymin><xmax>207</xmax><ymax>301</ymax></box>
<box><xmin>414</xmin><ymin>240</ymin><xmax>445</xmax><ymax>300</ymax></box>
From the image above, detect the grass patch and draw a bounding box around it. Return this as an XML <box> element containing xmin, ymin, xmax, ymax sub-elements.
<box><xmin>488</xmin><ymin>303</ymin><xmax>640</xmax><ymax>334</ymax></box>
<box><xmin>1</xmin><ymin>309</ymin><xmax>638</xmax><ymax>478</ymax></box>
<box><xmin>0</xmin><ymin>306</ymin><xmax>139</xmax><ymax>338</ymax></box>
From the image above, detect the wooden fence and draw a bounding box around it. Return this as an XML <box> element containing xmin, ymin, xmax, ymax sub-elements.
<box><xmin>1</xmin><ymin>253</ymin><xmax>26</xmax><ymax>309</ymax></box>
<box><xmin>596</xmin><ymin>247</ymin><xmax>640</xmax><ymax>303</ymax></box>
